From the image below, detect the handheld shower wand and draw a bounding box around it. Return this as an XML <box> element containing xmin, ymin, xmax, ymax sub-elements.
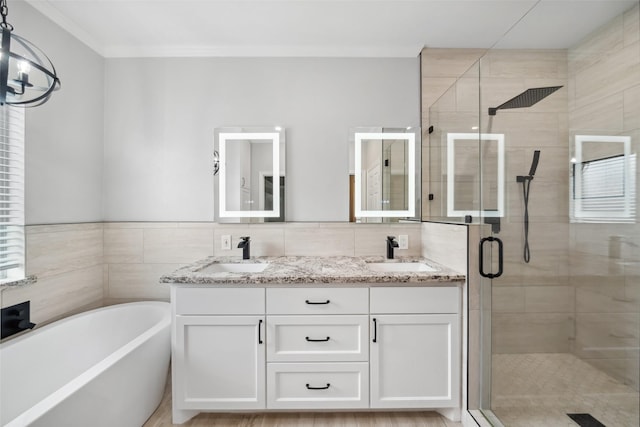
<box><xmin>528</xmin><ymin>150</ymin><xmax>540</xmax><ymax>177</ymax></box>
<box><xmin>517</xmin><ymin>150</ymin><xmax>540</xmax><ymax>263</ymax></box>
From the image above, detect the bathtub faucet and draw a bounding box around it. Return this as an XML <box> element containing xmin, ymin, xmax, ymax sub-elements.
<box><xmin>238</xmin><ymin>236</ymin><xmax>251</xmax><ymax>260</ymax></box>
<box><xmin>1</xmin><ymin>300</ymin><xmax>36</xmax><ymax>339</ymax></box>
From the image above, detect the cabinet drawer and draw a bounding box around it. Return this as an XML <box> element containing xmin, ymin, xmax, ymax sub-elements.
<box><xmin>370</xmin><ymin>287</ymin><xmax>459</xmax><ymax>314</ymax></box>
<box><xmin>267</xmin><ymin>362</ymin><xmax>369</xmax><ymax>409</ymax></box>
<box><xmin>174</xmin><ymin>287</ymin><xmax>265</xmax><ymax>315</ymax></box>
<box><xmin>267</xmin><ymin>315</ymin><xmax>368</xmax><ymax>362</ymax></box>
<box><xmin>267</xmin><ymin>288</ymin><xmax>368</xmax><ymax>314</ymax></box>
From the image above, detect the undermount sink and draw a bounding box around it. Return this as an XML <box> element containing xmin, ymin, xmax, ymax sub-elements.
<box><xmin>366</xmin><ymin>262</ymin><xmax>436</xmax><ymax>273</ymax></box>
<box><xmin>199</xmin><ymin>263</ymin><xmax>269</xmax><ymax>274</ymax></box>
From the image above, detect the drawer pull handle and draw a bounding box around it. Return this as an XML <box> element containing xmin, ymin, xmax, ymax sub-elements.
<box><xmin>372</xmin><ymin>318</ymin><xmax>377</xmax><ymax>343</ymax></box>
<box><xmin>305</xmin><ymin>299</ymin><xmax>330</xmax><ymax>305</ymax></box>
<box><xmin>258</xmin><ymin>319</ymin><xmax>263</xmax><ymax>344</ymax></box>
<box><xmin>305</xmin><ymin>336</ymin><xmax>330</xmax><ymax>342</ymax></box>
<box><xmin>306</xmin><ymin>383</ymin><xmax>331</xmax><ymax>390</ymax></box>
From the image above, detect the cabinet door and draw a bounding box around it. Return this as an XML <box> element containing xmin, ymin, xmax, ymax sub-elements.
<box><xmin>174</xmin><ymin>315</ymin><xmax>266</xmax><ymax>410</ymax></box>
<box><xmin>370</xmin><ymin>314</ymin><xmax>459</xmax><ymax>409</ymax></box>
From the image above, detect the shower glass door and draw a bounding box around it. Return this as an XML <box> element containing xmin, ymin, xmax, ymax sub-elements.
<box><xmin>475</xmin><ymin>2</ymin><xmax>640</xmax><ymax>426</ymax></box>
<box><xmin>427</xmin><ymin>6</ymin><xmax>639</xmax><ymax>423</ymax></box>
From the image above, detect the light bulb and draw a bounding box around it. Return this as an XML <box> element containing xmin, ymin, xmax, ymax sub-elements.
<box><xmin>18</xmin><ymin>60</ymin><xmax>31</xmax><ymax>74</ymax></box>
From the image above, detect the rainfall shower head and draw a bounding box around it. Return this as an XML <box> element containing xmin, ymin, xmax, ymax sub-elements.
<box><xmin>488</xmin><ymin>86</ymin><xmax>562</xmax><ymax>116</ymax></box>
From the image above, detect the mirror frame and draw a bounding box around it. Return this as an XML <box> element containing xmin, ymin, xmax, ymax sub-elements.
<box><xmin>216</xmin><ymin>129</ymin><xmax>283</xmax><ymax>219</ymax></box>
<box><xmin>354</xmin><ymin>130</ymin><xmax>417</xmax><ymax>218</ymax></box>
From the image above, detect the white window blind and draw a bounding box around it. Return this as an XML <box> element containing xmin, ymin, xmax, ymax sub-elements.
<box><xmin>0</xmin><ymin>105</ymin><xmax>25</xmax><ymax>283</ymax></box>
<box><xmin>573</xmin><ymin>153</ymin><xmax>636</xmax><ymax>223</ymax></box>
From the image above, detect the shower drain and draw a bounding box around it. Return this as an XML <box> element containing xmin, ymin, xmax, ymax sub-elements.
<box><xmin>567</xmin><ymin>413</ymin><xmax>606</xmax><ymax>427</ymax></box>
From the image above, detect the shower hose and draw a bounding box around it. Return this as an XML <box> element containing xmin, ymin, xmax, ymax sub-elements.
<box><xmin>521</xmin><ymin>178</ymin><xmax>532</xmax><ymax>263</ymax></box>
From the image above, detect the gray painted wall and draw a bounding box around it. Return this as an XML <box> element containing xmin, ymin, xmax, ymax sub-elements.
<box><xmin>13</xmin><ymin>2</ymin><xmax>105</xmax><ymax>225</ymax></box>
<box><xmin>103</xmin><ymin>57</ymin><xmax>419</xmax><ymax>222</ymax></box>
<box><xmin>12</xmin><ymin>3</ymin><xmax>419</xmax><ymax>223</ymax></box>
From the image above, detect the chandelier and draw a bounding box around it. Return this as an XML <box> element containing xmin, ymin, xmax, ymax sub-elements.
<box><xmin>0</xmin><ymin>0</ymin><xmax>60</xmax><ymax>107</ymax></box>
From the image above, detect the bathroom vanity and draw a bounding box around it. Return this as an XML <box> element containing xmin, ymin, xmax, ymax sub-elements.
<box><xmin>162</xmin><ymin>256</ymin><xmax>465</xmax><ymax>424</ymax></box>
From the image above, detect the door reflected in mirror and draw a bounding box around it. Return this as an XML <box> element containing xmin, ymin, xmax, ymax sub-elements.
<box><xmin>353</xmin><ymin>128</ymin><xmax>420</xmax><ymax>222</ymax></box>
<box><xmin>214</xmin><ymin>127</ymin><xmax>285</xmax><ymax>223</ymax></box>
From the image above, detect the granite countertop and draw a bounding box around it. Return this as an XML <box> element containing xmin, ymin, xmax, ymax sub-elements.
<box><xmin>160</xmin><ymin>256</ymin><xmax>465</xmax><ymax>286</ymax></box>
<box><xmin>0</xmin><ymin>275</ymin><xmax>38</xmax><ymax>290</ymax></box>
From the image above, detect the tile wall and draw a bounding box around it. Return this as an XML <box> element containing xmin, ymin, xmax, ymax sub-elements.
<box><xmin>1</xmin><ymin>223</ymin><xmax>105</xmax><ymax>325</ymax></box>
<box><xmin>104</xmin><ymin>222</ymin><xmax>423</xmax><ymax>301</ymax></box>
<box><xmin>422</xmin><ymin>46</ymin><xmax>573</xmax><ymax>355</ymax></box>
<box><xmin>568</xmin><ymin>3</ymin><xmax>640</xmax><ymax>389</ymax></box>
<box><xmin>420</xmin><ymin>48</ymin><xmax>485</xmax><ymax>219</ymax></box>
<box><xmin>421</xmin><ymin>2</ymin><xmax>639</xmax><ymax>391</ymax></box>
<box><xmin>1</xmin><ymin>221</ymin><xmax>424</xmax><ymax>328</ymax></box>
<box><xmin>478</xmin><ymin>48</ymin><xmax>573</xmax><ymax>355</ymax></box>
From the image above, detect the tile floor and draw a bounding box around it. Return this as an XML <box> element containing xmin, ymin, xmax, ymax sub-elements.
<box><xmin>491</xmin><ymin>353</ymin><xmax>639</xmax><ymax>427</ymax></box>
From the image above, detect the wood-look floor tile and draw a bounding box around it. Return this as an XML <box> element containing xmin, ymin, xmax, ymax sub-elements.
<box><xmin>144</xmin><ymin>375</ymin><xmax>460</xmax><ymax>427</ymax></box>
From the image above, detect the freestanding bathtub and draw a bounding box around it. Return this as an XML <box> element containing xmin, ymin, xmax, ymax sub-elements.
<box><xmin>0</xmin><ymin>301</ymin><xmax>171</xmax><ymax>427</ymax></box>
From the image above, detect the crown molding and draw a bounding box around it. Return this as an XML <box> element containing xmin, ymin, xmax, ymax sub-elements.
<box><xmin>25</xmin><ymin>0</ymin><xmax>105</xmax><ymax>56</ymax></box>
<box><xmin>102</xmin><ymin>44</ymin><xmax>424</xmax><ymax>58</ymax></box>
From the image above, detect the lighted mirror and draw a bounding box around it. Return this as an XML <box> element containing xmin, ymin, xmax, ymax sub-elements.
<box><xmin>214</xmin><ymin>127</ymin><xmax>285</xmax><ymax>223</ymax></box>
<box><xmin>571</xmin><ymin>135</ymin><xmax>635</xmax><ymax>223</ymax></box>
<box><xmin>353</xmin><ymin>127</ymin><xmax>420</xmax><ymax>221</ymax></box>
<box><xmin>446</xmin><ymin>133</ymin><xmax>505</xmax><ymax>218</ymax></box>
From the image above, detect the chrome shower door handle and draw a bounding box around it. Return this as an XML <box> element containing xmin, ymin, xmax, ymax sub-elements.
<box><xmin>479</xmin><ymin>236</ymin><xmax>504</xmax><ymax>279</ymax></box>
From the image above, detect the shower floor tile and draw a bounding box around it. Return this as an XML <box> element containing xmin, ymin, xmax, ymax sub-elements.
<box><xmin>491</xmin><ymin>353</ymin><xmax>639</xmax><ymax>427</ymax></box>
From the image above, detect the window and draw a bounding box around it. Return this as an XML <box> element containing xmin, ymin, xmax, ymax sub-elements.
<box><xmin>0</xmin><ymin>106</ymin><xmax>25</xmax><ymax>283</ymax></box>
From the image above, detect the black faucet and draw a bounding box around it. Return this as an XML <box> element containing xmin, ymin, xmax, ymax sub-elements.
<box><xmin>386</xmin><ymin>236</ymin><xmax>399</xmax><ymax>259</ymax></box>
<box><xmin>238</xmin><ymin>236</ymin><xmax>251</xmax><ymax>260</ymax></box>
<box><xmin>1</xmin><ymin>301</ymin><xmax>36</xmax><ymax>339</ymax></box>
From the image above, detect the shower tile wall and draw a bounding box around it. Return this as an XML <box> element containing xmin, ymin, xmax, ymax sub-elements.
<box><xmin>480</xmin><ymin>49</ymin><xmax>572</xmax><ymax>354</ymax></box>
<box><xmin>421</xmin><ymin>47</ymin><xmax>573</xmax><ymax>354</ymax></box>
<box><xmin>568</xmin><ymin>3</ymin><xmax>640</xmax><ymax>390</ymax></box>
<box><xmin>420</xmin><ymin>48</ymin><xmax>486</xmax><ymax>219</ymax></box>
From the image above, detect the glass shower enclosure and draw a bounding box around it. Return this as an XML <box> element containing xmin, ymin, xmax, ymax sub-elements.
<box><xmin>426</xmin><ymin>1</ymin><xmax>639</xmax><ymax>426</ymax></box>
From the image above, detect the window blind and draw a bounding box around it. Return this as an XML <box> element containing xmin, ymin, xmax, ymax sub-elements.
<box><xmin>573</xmin><ymin>153</ymin><xmax>636</xmax><ymax>223</ymax></box>
<box><xmin>0</xmin><ymin>105</ymin><xmax>25</xmax><ymax>283</ymax></box>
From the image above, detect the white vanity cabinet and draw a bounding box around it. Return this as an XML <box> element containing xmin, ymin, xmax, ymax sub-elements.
<box><xmin>171</xmin><ymin>287</ymin><xmax>266</xmax><ymax>423</ymax></box>
<box><xmin>170</xmin><ymin>284</ymin><xmax>461</xmax><ymax>424</ymax></box>
<box><xmin>370</xmin><ymin>287</ymin><xmax>460</xmax><ymax>409</ymax></box>
<box><xmin>265</xmin><ymin>287</ymin><xmax>370</xmax><ymax>409</ymax></box>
